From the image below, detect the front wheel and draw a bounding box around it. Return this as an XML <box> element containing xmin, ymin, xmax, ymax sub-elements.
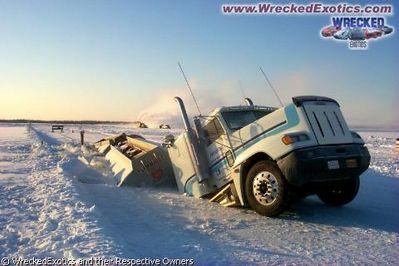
<box><xmin>245</xmin><ymin>161</ymin><xmax>290</xmax><ymax>217</ymax></box>
<box><xmin>317</xmin><ymin>176</ymin><xmax>360</xmax><ymax>206</ymax></box>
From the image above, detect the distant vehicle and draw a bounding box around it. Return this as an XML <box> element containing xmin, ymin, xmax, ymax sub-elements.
<box><xmin>348</xmin><ymin>28</ymin><xmax>366</xmax><ymax>40</ymax></box>
<box><xmin>132</xmin><ymin>121</ymin><xmax>148</xmax><ymax>128</ymax></box>
<box><xmin>364</xmin><ymin>28</ymin><xmax>383</xmax><ymax>39</ymax></box>
<box><xmin>321</xmin><ymin>26</ymin><xmax>341</xmax><ymax>37</ymax></box>
<box><xmin>51</xmin><ymin>125</ymin><xmax>64</xmax><ymax>133</ymax></box>
<box><xmin>333</xmin><ymin>29</ymin><xmax>350</xmax><ymax>40</ymax></box>
<box><xmin>159</xmin><ymin>124</ymin><xmax>171</xmax><ymax>129</ymax></box>
<box><xmin>380</xmin><ymin>26</ymin><xmax>393</xmax><ymax>35</ymax></box>
<box><xmin>138</xmin><ymin>122</ymin><xmax>148</xmax><ymax>128</ymax></box>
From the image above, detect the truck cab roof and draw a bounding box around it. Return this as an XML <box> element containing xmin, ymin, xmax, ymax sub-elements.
<box><xmin>206</xmin><ymin>105</ymin><xmax>277</xmax><ymax>117</ymax></box>
<box><xmin>201</xmin><ymin>105</ymin><xmax>278</xmax><ymax>131</ymax></box>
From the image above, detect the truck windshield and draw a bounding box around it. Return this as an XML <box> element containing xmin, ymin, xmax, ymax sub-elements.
<box><xmin>222</xmin><ymin>110</ymin><xmax>272</xmax><ymax>131</ymax></box>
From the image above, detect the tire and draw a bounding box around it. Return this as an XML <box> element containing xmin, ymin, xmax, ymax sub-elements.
<box><xmin>317</xmin><ymin>176</ymin><xmax>360</xmax><ymax>206</ymax></box>
<box><xmin>245</xmin><ymin>160</ymin><xmax>290</xmax><ymax>217</ymax></box>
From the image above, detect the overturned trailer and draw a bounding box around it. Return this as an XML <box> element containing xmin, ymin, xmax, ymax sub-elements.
<box><xmin>96</xmin><ymin>96</ymin><xmax>370</xmax><ymax>216</ymax></box>
<box><xmin>95</xmin><ymin>133</ymin><xmax>175</xmax><ymax>187</ymax></box>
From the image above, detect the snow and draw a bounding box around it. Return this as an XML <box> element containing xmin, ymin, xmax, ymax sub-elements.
<box><xmin>0</xmin><ymin>123</ymin><xmax>398</xmax><ymax>265</ymax></box>
<box><xmin>359</xmin><ymin>131</ymin><xmax>399</xmax><ymax>177</ymax></box>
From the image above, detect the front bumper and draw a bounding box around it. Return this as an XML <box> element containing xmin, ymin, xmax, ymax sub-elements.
<box><xmin>277</xmin><ymin>144</ymin><xmax>370</xmax><ymax>186</ymax></box>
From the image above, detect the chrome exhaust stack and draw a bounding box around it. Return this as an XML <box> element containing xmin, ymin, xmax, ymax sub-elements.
<box><xmin>174</xmin><ymin>97</ymin><xmax>210</xmax><ymax>183</ymax></box>
<box><xmin>174</xmin><ymin>96</ymin><xmax>191</xmax><ymax>132</ymax></box>
<box><xmin>244</xmin><ymin>97</ymin><xmax>254</xmax><ymax>106</ymax></box>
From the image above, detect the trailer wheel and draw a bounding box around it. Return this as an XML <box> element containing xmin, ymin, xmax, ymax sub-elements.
<box><xmin>245</xmin><ymin>160</ymin><xmax>290</xmax><ymax>217</ymax></box>
<box><xmin>317</xmin><ymin>176</ymin><xmax>360</xmax><ymax>206</ymax></box>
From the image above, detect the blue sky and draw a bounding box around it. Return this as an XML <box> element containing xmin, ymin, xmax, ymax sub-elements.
<box><xmin>0</xmin><ymin>0</ymin><xmax>397</xmax><ymax>128</ymax></box>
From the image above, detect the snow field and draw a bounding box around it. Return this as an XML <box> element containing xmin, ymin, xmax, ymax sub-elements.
<box><xmin>0</xmin><ymin>124</ymin><xmax>398</xmax><ymax>265</ymax></box>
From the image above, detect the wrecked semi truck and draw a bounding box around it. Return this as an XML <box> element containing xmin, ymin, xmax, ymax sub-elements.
<box><xmin>96</xmin><ymin>96</ymin><xmax>370</xmax><ymax>217</ymax></box>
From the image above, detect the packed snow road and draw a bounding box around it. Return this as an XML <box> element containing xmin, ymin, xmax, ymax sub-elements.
<box><xmin>0</xmin><ymin>124</ymin><xmax>398</xmax><ymax>265</ymax></box>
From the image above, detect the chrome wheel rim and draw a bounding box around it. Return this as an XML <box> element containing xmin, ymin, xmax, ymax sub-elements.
<box><xmin>252</xmin><ymin>171</ymin><xmax>279</xmax><ymax>206</ymax></box>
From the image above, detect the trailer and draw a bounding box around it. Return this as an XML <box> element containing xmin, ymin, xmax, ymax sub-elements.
<box><xmin>95</xmin><ymin>133</ymin><xmax>175</xmax><ymax>187</ymax></box>
<box><xmin>95</xmin><ymin>95</ymin><xmax>370</xmax><ymax>216</ymax></box>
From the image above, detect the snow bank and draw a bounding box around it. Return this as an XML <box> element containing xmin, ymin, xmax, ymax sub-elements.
<box><xmin>0</xmin><ymin>126</ymin><xmax>121</xmax><ymax>258</ymax></box>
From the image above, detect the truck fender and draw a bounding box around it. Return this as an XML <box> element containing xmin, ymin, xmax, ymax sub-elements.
<box><xmin>231</xmin><ymin>164</ymin><xmax>246</xmax><ymax>206</ymax></box>
<box><xmin>232</xmin><ymin>152</ymin><xmax>275</xmax><ymax>206</ymax></box>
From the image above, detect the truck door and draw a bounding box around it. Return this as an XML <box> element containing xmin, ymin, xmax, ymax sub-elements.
<box><xmin>202</xmin><ymin>118</ymin><xmax>234</xmax><ymax>182</ymax></box>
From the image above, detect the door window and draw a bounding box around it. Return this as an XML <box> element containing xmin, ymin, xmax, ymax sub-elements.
<box><xmin>203</xmin><ymin>118</ymin><xmax>225</xmax><ymax>146</ymax></box>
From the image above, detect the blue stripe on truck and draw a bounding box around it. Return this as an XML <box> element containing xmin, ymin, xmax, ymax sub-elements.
<box><xmin>234</xmin><ymin>104</ymin><xmax>300</xmax><ymax>156</ymax></box>
<box><xmin>184</xmin><ymin>104</ymin><xmax>300</xmax><ymax>195</ymax></box>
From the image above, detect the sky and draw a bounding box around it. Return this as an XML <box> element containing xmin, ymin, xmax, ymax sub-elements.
<box><xmin>0</xmin><ymin>0</ymin><xmax>398</xmax><ymax>128</ymax></box>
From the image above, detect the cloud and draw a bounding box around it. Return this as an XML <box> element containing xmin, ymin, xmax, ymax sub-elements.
<box><xmin>136</xmin><ymin>80</ymin><xmax>242</xmax><ymax>128</ymax></box>
<box><xmin>136</xmin><ymin>88</ymin><xmax>189</xmax><ymax>128</ymax></box>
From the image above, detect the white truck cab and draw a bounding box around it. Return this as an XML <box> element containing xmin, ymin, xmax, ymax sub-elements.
<box><xmin>167</xmin><ymin>96</ymin><xmax>370</xmax><ymax>216</ymax></box>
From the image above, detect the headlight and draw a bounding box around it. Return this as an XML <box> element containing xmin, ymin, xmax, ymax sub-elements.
<box><xmin>281</xmin><ymin>133</ymin><xmax>310</xmax><ymax>145</ymax></box>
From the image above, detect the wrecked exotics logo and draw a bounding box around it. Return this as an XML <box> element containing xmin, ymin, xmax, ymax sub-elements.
<box><xmin>321</xmin><ymin>17</ymin><xmax>394</xmax><ymax>50</ymax></box>
<box><xmin>221</xmin><ymin>2</ymin><xmax>394</xmax><ymax>50</ymax></box>
<box><xmin>319</xmin><ymin>4</ymin><xmax>394</xmax><ymax>50</ymax></box>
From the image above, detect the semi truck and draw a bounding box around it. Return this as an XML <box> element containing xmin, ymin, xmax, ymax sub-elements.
<box><xmin>96</xmin><ymin>95</ymin><xmax>370</xmax><ymax>217</ymax></box>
